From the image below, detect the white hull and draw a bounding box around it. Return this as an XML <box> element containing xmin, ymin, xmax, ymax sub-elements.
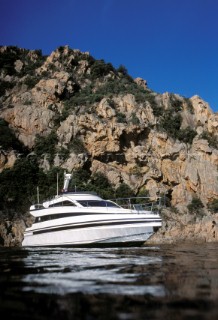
<box><xmin>22</xmin><ymin>222</ymin><xmax>160</xmax><ymax>247</ymax></box>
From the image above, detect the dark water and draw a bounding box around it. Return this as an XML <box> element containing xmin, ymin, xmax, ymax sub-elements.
<box><xmin>1</xmin><ymin>243</ymin><xmax>218</xmax><ymax>319</ymax></box>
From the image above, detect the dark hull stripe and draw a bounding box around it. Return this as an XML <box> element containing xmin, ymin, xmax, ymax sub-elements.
<box><xmin>29</xmin><ymin>217</ymin><xmax>161</xmax><ymax>232</ymax></box>
<box><xmin>30</xmin><ymin>219</ymin><xmax>161</xmax><ymax>235</ymax></box>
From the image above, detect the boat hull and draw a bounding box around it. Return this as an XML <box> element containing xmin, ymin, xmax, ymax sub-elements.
<box><xmin>22</xmin><ymin>191</ymin><xmax>162</xmax><ymax>247</ymax></box>
<box><xmin>22</xmin><ymin>222</ymin><xmax>161</xmax><ymax>247</ymax></box>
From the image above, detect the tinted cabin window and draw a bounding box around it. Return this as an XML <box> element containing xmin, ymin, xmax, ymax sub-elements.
<box><xmin>35</xmin><ymin>204</ymin><xmax>45</xmax><ymax>209</ymax></box>
<box><xmin>49</xmin><ymin>200</ymin><xmax>75</xmax><ymax>207</ymax></box>
<box><xmin>77</xmin><ymin>200</ymin><xmax>119</xmax><ymax>207</ymax></box>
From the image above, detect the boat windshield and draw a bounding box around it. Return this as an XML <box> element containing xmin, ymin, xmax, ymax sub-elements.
<box><xmin>77</xmin><ymin>200</ymin><xmax>120</xmax><ymax>208</ymax></box>
<box><xmin>49</xmin><ymin>200</ymin><xmax>76</xmax><ymax>208</ymax></box>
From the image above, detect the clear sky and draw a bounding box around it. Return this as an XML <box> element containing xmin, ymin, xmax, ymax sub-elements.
<box><xmin>0</xmin><ymin>0</ymin><xmax>218</xmax><ymax>112</ymax></box>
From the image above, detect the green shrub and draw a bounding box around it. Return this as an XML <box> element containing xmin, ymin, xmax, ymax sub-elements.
<box><xmin>0</xmin><ymin>157</ymin><xmax>41</xmax><ymax>211</ymax></box>
<box><xmin>69</xmin><ymin>169</ymin><xmax>115</xmax><ymax>199</ymax></box>
<box><xmin>57</xmin><ymin>46</ymin><xmax>65</xmax><ymax>52</ymax></box>
<box><xmin>115</xmin><ymin>183</ymin><xmax>135</xmax><ymax>198</ymax></box>
<box><xmin>130</xmin><ymin>112</ymin><xmax>140</xmax><ymax>125</ymax></box>
<box><xmin>69</xmin><ymin>137</ymin><xmax>87</xmax><ymax>154</ymax></box>
<box><xmin>58</xmin><ymin>146</ymin><xmax>70</xmax><ymax>161</ymax></box>
<box><xmin>68</xmin><ymin>168</ymin><xmax>91</xmax><ymax>192</ymax></box>
<box><xmin>130</xmin><ymin>165</ymin><xmax>142</xmax><ymax>177</ymax></box>
<box><xmin>0</xmin><ymin>159</ymin><xmax>67</xmax><ymax>213</ymax></box>
<box><xmin>117</xmin><ymin>65</ymin><xmax>128</xmax><ymax>76</ymax></box>
<box><xmin>38</xmin><ymin>167</ymin><xmax>65</xmax><ymax>199</ymax></box>
<box><xmin>0</xmin><ymin>49</ymin><xmax>17</xmax><ymax>75</ymax></box>
<box><xmin>170</xmin><ymin>95</ymin><xmax>183</xmax><ymax>111</ymax></box>
<box><xmin>90</xmin><ymin>59</ymin><xmax>115</xmax><ymax>79</ymax></box>
<box><xmin>41</xmin><ymin>70</ymin><xmax>49</xmax><ymax>77</ymax></box>
<box><xmin>187</xmin><ymin>197</ymin><xmax>204</xmax><ymax>215</ymax></box>
<box><xmin>63</xmin><ymin>85</ymin><xmax>103</xmax><ymax>109</ymax></box>
<box><xmin>96</xmin><ymin>79</ymin><xmax>126</xmax><ymax>95</ymax></box>
<box><xmin>184</xmin><ymin>98</ymin><xmax>194</xmax><ymax>114</ymax></box>
<box><xmin>34</xmin><ymin>131</ymin><xmax>58</xmax><ymax>164</ymax></box>
<box><xmin>207</xmin><ymin>199</ymin><xmax>218</xmax><ymax>213</ymax></box>
<box><xmin>23</xmin><ymin>76</ymin><xmax>40</xmax><ymax>89</ymax></box>
<box><xmin>171</xmin><ymin>206</ymin><xmax>180</xmax><ymax>214</ymax></box>
<box><xmin>106</xmin><ymin>98</ymin><xmax>116</xmax><ymax>109</ymax></box>
<box><xmin>24</xmin><ymin>100</ymin><xmax>32</xmax><ymax>105</ymax></box>
<box><xmin>159</xmin><ymin>110</ymin><xmax>196</xmax><ymax>143</ymax></box>
<box><xmin>134</xmin><ymin>90</ymin><xmax>162</xmax><ymax>116</ymax></box>
<box><xmin>0</xmin><ymin>118</ymin><xmax>24</xmax><ymax>151</ymax></box>
<box><xmin>61</xmin><ymin>74</ymin><xmax>158</xmax><ymax>117</ymax></box>
<box><xmin>0</xmin><ymin>46</ymin><xmax>46</xmax><ymax>77</ymax></box>
<box><xmin>0</xmin><ymin>80</ymin><xmax>14</xmax><ymax>96</ymax></box>
<box><xmin>200</xmin><ymin>131</ymin><xmax>218</xmax><ymax>149</ymax></box>
<box><xmin>87</xmin><ymin>172</ymin><xmax>115</xmax><ymax>199</ymax></box>
<box><xmin>116</xmin><ymin>112</ymin><xmax>126</xmax><ymax>123</ymax></box>
<box><xmin>178</xmin><ymin>127</ymin><xmax>197</xmax><ymax>144</ymax></box>
<box><xmin>159</xmin><ymin>111</ymin><xmax>182</xmax><ymax>137</ymax></box>
<box><xmin>59</xmin><ymin>108</ymin><xmax>70</xmax><ymax>122</ymax></box>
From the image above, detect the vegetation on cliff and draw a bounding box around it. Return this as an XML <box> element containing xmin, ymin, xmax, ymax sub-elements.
<box><xmin>0</xmin><ymin>45</ymin><xmax>218</xmax><ymax>221</ymax></box>
<box><xmin>0</xmin><ymin>157</ymin><xmax>134</xmax><ymax>213</ymax></box>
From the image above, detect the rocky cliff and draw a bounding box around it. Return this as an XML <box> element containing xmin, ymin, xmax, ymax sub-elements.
<box><xmin>0</xmin><ymin>45</ymin><xmax>218</xmax><ymax>246</ymax></box>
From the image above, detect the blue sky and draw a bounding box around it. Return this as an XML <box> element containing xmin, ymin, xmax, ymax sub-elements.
<box><xmin>1</xmin><ymin>0</ymin><xmax>218</xmax><ymax>112</ymax></box>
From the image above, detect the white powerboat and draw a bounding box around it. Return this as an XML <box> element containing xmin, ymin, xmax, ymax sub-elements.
<box><xmin>22</xmin><ymin>173</ymin><xmax>162</xmax><ymax>247</ymax></box>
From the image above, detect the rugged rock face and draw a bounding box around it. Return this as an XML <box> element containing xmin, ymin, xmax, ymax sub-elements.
<box><xmin>147</xmin><ymin>209</ymin><xmax>218</xmax><ymax>244</ymax></box>
<box><xmin>0</xmin><ymin>212</ymin><xmax>33</xmax><ymax>246</ymax></box>
<box><xmin>0</xmin><ymin>45</ymin><xmax>218</xmax><ymax>246</ymax></box>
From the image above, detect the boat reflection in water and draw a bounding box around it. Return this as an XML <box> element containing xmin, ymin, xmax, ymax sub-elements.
<box><xmin>22</xmin><ymin>173</ymin><xmax>162</xmax><ymax>247</ymax></box>
<box><xmin>1</xmin><ymin>243</ymin><xmax>218</xmax><ymax>320</ymax></box>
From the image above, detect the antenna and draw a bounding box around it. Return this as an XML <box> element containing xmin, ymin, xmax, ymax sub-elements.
<box><xmin>57</xmin><ymin>172</ymin><xmax>59</xmax><ymax>196</ymax></box>
<box><xmin>37</xmin><ymin>186</ymin><xmax>40</xmax><ymax>204</ymax></box>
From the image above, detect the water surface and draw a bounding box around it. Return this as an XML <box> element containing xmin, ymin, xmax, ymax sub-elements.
<box><xmin>1</xmin><ymin>243</ymin><xmax>218</xmax><ymax>319</ymax></box>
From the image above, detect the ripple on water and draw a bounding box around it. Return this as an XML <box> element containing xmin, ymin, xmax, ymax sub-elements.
<box><xmin>1</xmin><ymin>244</ymin><xmax>218</xmax><ymax>319</ymax></box>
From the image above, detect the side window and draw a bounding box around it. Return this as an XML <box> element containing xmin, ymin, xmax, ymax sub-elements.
<box><xmin>63</xmin><ymin>201</ymin><xmax>75</xmax><ymax>206</ymax></box>
<box><xmin>49</xmin><ymin>200</ymin><xmax>75</xmax><ymax>207</ymax></box>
